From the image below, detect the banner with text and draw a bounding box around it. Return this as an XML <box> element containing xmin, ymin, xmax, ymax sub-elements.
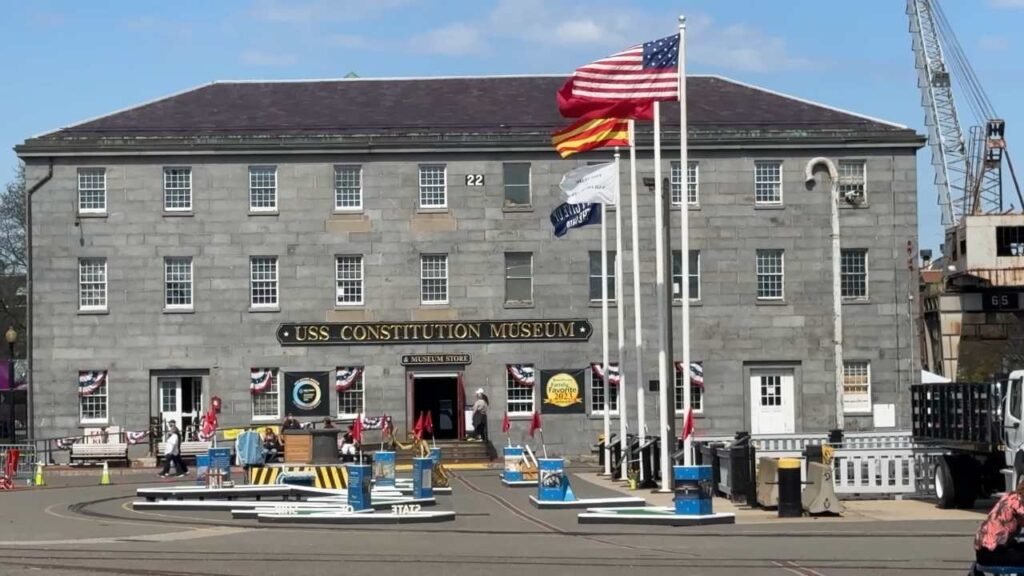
<box><xmin>540</xmin><ymin>369</ymin><xmax>587</xmax><ymax>414</ymax></box>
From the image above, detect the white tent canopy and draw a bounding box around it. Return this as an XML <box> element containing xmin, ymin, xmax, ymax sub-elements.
<box><xmin>921</xmin><ymin>370</ymin><xmax>951</xmax><ymax>384</ymax></box>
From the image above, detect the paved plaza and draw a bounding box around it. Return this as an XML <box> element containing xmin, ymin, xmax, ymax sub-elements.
<box><xmin>0</xmin><ymin>468</ymin><xmax>988</xmax><ymax>575</ymax></box>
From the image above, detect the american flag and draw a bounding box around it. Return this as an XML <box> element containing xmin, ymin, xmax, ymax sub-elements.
<box><xmin>571</xmin><ymin>34</ymin><xmax>679</xmax><ymax>101</ymax></box>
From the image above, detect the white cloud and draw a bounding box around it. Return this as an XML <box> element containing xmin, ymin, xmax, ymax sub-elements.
<box><xmin>553</xmin><ymin>20</ymin><xmax>606</xmax><ymax>45</ymax></box>
<box><xmin>251</xmin><ymin>0</ymin><xmax>413</xmax><ymax>23</ymax></box>
<box><xmin>991</xmin><ymin>0</ymin><xmax>1024</xmax><ymax>8</ymax></box>
<box><xmin>241</xmin><ymin>50</ymin><xmax>298</xmax><ymax>67</ymax></box>
<box><xmin>979</xmin><ymin>34</ymin><xmax>1010</xmax><ymax>52</ymax></box>
<box><xmin>412</xmin><ymin>23</ymin><xmax>484</xmax><ymax>56</ymax></box>
<box><xmin>688</xmin><ymin>17</ymin><xmax>814</xmax><ymax>73</ymax></box>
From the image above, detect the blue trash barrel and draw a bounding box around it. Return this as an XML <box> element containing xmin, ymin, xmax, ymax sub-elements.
<box><xmin>503</xmin><ymin>446</ymin><xmax>524</xmax><ymax>482</ymax></box>
<box><xmin>347</xmin><ymin>463</ymin><xmax>372</xmax><ymax>511</ymax></box>
<box><xmin>413</xmin><ymin>457</ymin><xmax>434</xmax><ymax>499</ymax></box>
<box><xmin>373</xmin><ymin>451</ymin><xmax>396</xmax><ymax>488</ymax></box>
<box><xmin>673</xmin><ymin>465</ymin><xmax>713</xmax><ymax>516</ymax></box>
<box><xmin>537</xmin><ymin>458</ymin><xmax>567</xmax><ymax>502</ymax></box>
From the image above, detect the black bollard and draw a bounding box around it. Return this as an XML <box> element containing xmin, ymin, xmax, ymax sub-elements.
<box><xmin>777</xmin><ymin>458</ymin><xmax>802</xmax><ymax>518</ymax></box>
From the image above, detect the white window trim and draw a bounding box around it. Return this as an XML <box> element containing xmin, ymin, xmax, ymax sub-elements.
<box><xmin>251</xmin><ymin>370</ymin><xmax>281</xmax><ymax>422</ymax></box>
<box><xmin>589</xmin><ymin>251</ymin><xmax>617</xmax><ymax>304</ymax></box>
<box><xmin>335</xmin><ymin>255</ymin><xmax>365</xmax><ymax>306</ymax></box>
<box><xmin>756</xmin><ymin>250</ymin><xmax>785</xmax><ymax>301</ymax></box>
<box><xmin>248</xmin><ymin>166</ymin><xmax>278</xmax><ymax>213</ymax></box>
<box><xmin>77</xmin><ymin>168</ymin><xmax>107</xmax><ymax>215</ymax></box>
<box><xmin>418</xmin><ymin>165</ymin><xmax>448</xmax><ymax>209</ymax></box>
<box><xmin>505</xmin><ymin>252</ymin><xmax>534</xmax><ymax>304</ymax></box>
<box><xmin>78</xmin><ymin>258</ymin><xmax>108</xmax><ymax>312</ymax></box>
<box><xmin>674</xmin><ymin>370</ymin><xmax>704</xmax><ymax>416</ymax></box>
<box><xmin>841</xmin><ymin>249</ymin><xmax>869</xmax><ymax>301</ymax></box>
<box><xmin>333</xmin><ymin>165</ymin><xmax>363</xmax><ymax>212</ymax></box>
<box><xmin>79</xmin><ymin>372</ymin><xmax>110</xmax><ymax>425</ymax></box>
<box><xmin>671</xmin><ymin>161</ymin><xmax>699</xmax><ymax>206</ymax></box>
<box><xmin>164</xmin><ymin>257</ymin><xmax>194</xmax><ymax>311</ymax></box>
<box><xmin>838</xmin><ymin>159</ymin><xmax>868</xmax><ymax>204</ymax></box>
<box><xmin>503</xmin><ymin>162</ymin><xmax>532</xmax><ymax>207</ymax></box>
<box><xmin>754</xmin><ymin>160</ymin><xmax>784</xmax><ymax>206</ymax></box>
<box><xmin>505</xmin><ymin>366</ymin><xmax>536</xmax><ymax>416</ymax></box>
<box><xmin>842</xmin><ymin>361</ymin><xmax>872</xmax><ymax>415</ymax></box>
<box><xmin>249</xmin><ymin>256</ymin><xmax>280</xmax><ymax>309</ymax></box>
<box><xmin>420</xmin><ymin>254</ymin><xmax>449</xmax><ymax>305</ymax></box>
<box><xmin>672</xmin><ymin>250</ymin><xmax>701</xmax><ymax>303</ymax></box>
<box><xmin>590</xmin><ymin>369</ymin><xmax>620</xmax><ymax>416</ymax></box>
<box><xmin>337</xmin><ymin>372</ymin><xmax>366</xmax><ymax>420</ymax></box>
<box><xmin>163</xmin><ymin>167</ymin><xmax>193</xmax><ymax>212</ymax></box>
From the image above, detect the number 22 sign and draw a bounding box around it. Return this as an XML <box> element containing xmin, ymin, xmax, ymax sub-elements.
<box><xmin>465</xmin><ymin>174</ymin><xmax>484</xmax><ymax>186</ymax></box>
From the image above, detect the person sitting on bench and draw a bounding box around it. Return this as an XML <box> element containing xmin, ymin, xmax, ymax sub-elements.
<box><xmin>975</xmin><ymin>477</ymin><xmax>1024</xmax><ymax>568</ymax></box>
<box><xmin>262</xmin><ymin>428</ymin><xmax>283</xmax><ymax>463</ymax></box>
<box><xmin>339</xmin><ymin>425</ymin><xmax>358</xmax><ymax>462</ymax></box>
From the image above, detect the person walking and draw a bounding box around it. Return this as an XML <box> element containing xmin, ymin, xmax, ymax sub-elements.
<box><xmin>471</xmin><ymin>388</ymin><xmax>489</xmax><ymax>443</ymax></box>
<box><xmin>159</xmin><ymin>421</ymin><xmax>188</xmax><ymax>478</ymax></box>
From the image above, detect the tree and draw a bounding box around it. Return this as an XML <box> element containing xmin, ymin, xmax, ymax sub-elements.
<box><xmin>0</xmin><ymin>164</ymin><xmax>26</xmax><ymax>335</ymax></box>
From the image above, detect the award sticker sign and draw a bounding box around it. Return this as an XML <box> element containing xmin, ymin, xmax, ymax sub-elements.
<box><xmin>540</xmin><ymin>369</ymin><xmax>586</xmax><ymax>414</ymax></box>
<box><xmin>284</xmin><ymin>371</ymin><xmax>331</xmax><ymax>417</ymax></box>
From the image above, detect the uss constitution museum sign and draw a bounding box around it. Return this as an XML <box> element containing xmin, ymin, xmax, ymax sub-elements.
<box><xmin>277</xmin><ymin>319</ymin><xmax>593</xmax><ymax>346</ymax></box>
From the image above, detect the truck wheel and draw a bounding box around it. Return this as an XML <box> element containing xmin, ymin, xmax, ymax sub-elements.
<box><xmin>934</xmin><ymin>458</ymin><xmax>956</xmax><ymax>509</ymax></box>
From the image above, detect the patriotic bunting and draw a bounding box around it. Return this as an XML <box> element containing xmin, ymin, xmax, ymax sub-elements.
<box><xmin>357</xmin><ymin>414</ymin><xmax>389</xmax><ymax>430</ymax></box>
<box><xmin>335</xmin><ymin>366</ymin><xmax>364</xmax><ymax>392</ymax></box>
<box><xmin>250</xmin><ymin>368</ymin><xmax>275</xmax><ymax>395</ymax></box>
<box><xmin>506</xmin><ymin>364</ymin><xmax>535</xmax><ymax>387</ymax></box>
<box><xmin>78</xmin><ymin>371</ymin><xmax>107</xmax><ymax>397</ymax></box>
<box><xmin>590</xmin><ymin>363</ymin><xmax>622</xmax><ymax>386</ymax></box>
<box><xmin>674</xmin><ymin>361</ymin><xmax>704</xmax><ymax>388</ymax></box>
<box><xmin>127</xmin><ymin>430</ymin><xmax>149</xmax><ymax>445</ymax></box>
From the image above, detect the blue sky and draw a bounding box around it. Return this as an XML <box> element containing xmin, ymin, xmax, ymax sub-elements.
<box><xmin>3</xmin><ymin>0</ymin><xmax>1024</xmax><ymax>253</ymax></box>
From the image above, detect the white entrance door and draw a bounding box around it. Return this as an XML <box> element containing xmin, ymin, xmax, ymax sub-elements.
<box><xmin>158</xmin><ymin>377</ymin><xmax>183</xmax><ymax>436</ymax></box>
<box><xmin>750</xmin><ymin>371</ymin><xmax>795</xmax><ymax>434</ymax></box>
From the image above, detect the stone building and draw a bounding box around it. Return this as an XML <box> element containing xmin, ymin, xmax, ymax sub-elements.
<box><xmin>16</xmin><ymin>75</ymin><xmax>923</xmax><ymax>455</ymax></box>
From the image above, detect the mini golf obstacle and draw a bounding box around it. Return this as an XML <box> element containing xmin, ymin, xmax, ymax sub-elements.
<box><xmin>577</xmin><ymin>465</ymin><xmax>735</xmax><ymax>526</ymax></box>
<box><xmin>528</xmin><ymin>458</ymin><xmax>646</xmax><ymax>509</ymax></box>
<box><xmin>500</xmin><ymin>445</ymin><xmax>539</xmax><ymax>487</ymax></box>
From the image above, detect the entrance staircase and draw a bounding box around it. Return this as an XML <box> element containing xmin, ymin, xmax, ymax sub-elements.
<box><xmin>392</xmin><ymin>439</ymin><xmax>495</xmax><ymax>465</ymax></box>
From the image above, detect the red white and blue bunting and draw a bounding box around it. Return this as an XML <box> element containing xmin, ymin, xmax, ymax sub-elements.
<box><xmin>127</xmin><ymin>430</ymin><xmax>149</xmax><ymax>445</ymax></box>
<box><xmin>250</xmin><ymin>369</ymin><xmax>275</xmax><ymax>395</ymax></box>
<box><xmin>590</xmin><ymin>363</ymin><xmax>621</xmax><ymax>386</ymax></box>
<box><xmin>674</xmin><ymin>361</ymin><xmax>704</xmax><ymax>388</ymax></box>
<box><xmin>78</xmin><ymin>371</ymin><xmax>107</xmax><ymax>397</ymax></box>
<box><xmin>507</xmin><ymin>364</ymin><xmax>535</xmax><ymax>387</ymax></box>
<box><xmin>336</xmin><ymin>367</ymin><xmax>364</xmax><ymax>392</ymax></box>
<box><xmin>358</xmin><ymin>414</ymin><xmax>391</xmax><ymax>430</ymax></box>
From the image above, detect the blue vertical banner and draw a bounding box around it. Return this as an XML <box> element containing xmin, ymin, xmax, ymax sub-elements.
<box><xmin>550</xmin><ymin>202</ymin><xmax>601</xmax><ymax>237</ymax></box>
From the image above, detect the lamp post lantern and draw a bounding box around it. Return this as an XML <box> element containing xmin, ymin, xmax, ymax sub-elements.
<box><xmin>4</xmin><ymin>327</ymin><xmax>16</xmax><ymax>443</ymax></box>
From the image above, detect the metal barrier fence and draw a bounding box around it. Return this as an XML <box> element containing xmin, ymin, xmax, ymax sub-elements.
<box><xmin>0</xmin><ymin>444</ymin><xmax>37</xmax><ymax>479</ymax></box>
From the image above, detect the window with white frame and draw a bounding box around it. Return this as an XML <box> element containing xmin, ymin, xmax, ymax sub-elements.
<box><xmin>336</xmin><ymin>255</ymin><xmax>364</xmax><ymax>305</ymax></box>
<box><xmin>842</xmin><ymin>361</ymin><xmax>871</xmax><ymax>414</ymax></box>
<box><xmin>418</xmin><ymin>165</ymin><xmax>447</xmax><ymax>208</ymax></box>
<box><xmin>841</xmin><ymin>249</ymin><xmax>868</xmax><ymax>299</ymax></box>
<box><xmin>588</xmin><ymin>251</ymin><xmax>617</xmax><ymax>302</ymax></box>
<box><xmin>591</xmin><ymin>367</ymin><xmax>619</xmax><ymax>415</ymax></box>
<box><xmin>754</xmin><ymin>161</ymin><xmax>783</xmax><ymax>205</ymax></box>
<box><xmin>505</xmin><ymin>365</ymin><xmax>535</xmax><ymax>415</ymax></box>
<box><xmin>672</xmin><ymin>250</ymin><xmax>701</xmax><ymax>301</ymax></box>
<box><xmin>674</xmin><ymin>364</ymin><xmax>704</xmax><ymax>414</ymax></box>
<box><xmin>250</xmin><ymin>256</ymin><xmax>279</xmax><ymax>308</ymax></box>
<box><xmin>79</xmin><ymin>370</ymin><xmax>109</xmax><ymax>424</ymax></box>
<box><xmin>337</xmin><ymin>369</ymin><xmax>365</xmax><ymax>419</ymax></box>
<box><xmin>503</xmin><ymin>163</ymin><xmax>531</xmax><ymax>207</ymax></box>
<box><xmin>78</xmin><ymin>258</ymin><xmax>107</xmax><ymax>311</ymax></box>
<box><xmin>163</xmin><ymin>167</ymin><xmax>192</xmax><ymax>212</ymax></box>
<box><xmin>249</xmin><ymin>166</ymin><xmax>277</xmax><ymax>212</ymax></box>
<box><xmin>756</xmin><ymin>249</ymin><xmax>784</xmax><ymax>300</ymax></box>
<box><xmin>670</xmin><ymin>161</ymin><xmax>699</xmax><ymax>205</ymax></box>
<box><xmin>838</xmin><ymin>160</ymin><xmax>866</xmax><ymax>202</ymax></box>
<box><xmin>164</xmin><ymin>257</ymin><xmax>193</xmax><ymax>310</ymax></box>
<box><xmin>78</xmin><ymin>168</ymin><xmax>107</xmax><ymax>214</ymax></box>
<box><xmin>334</xmin><ymin>165</ymin><xmax>362</xmax><ymax>211</ymax></box>
<box><xmin>504</xmin><ymin>252</ymin><xmax>533</xmax><ymax>304</ymax></box>
<box><xmin>251</xmin><ymin>369</ymin><xmax>280</xmax><ymax>420</ymax></box>
<box><xmin>420</xmin><ymin>254</ymin><xmax>448</xmax><ymax>304</ymax></box>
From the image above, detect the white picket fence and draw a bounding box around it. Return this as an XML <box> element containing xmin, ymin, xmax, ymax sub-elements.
<box><xmin>698</xmin><ymin>431</ymin><xmax>932</xmax><ymax>497</ymax></box>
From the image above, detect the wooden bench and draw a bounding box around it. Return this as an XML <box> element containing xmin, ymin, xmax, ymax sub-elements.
<box><xmin>70</xmin><ymin>442</ymin><xmax>129</xmax><ymax>465</ymax></box>
<box><xmin>157</xmin><ymin>441</ymin><xmax>232</xmax><ymax>462</ymax></box>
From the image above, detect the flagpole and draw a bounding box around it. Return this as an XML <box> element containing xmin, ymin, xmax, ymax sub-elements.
<box><xmin>653</xmin><ymin>100</ymin><xmax>674</xmax><ymax>493</ymax></box>
<box><xmin>628</xmin><ymin>120</ymin><xmax>645</xmax><ymax>450</ymax></box>
<box><xmin>614</xmin><ymin>147</ymin><xmax>628</xmax><ymax>481</ymax></box>
<box><xmin>678</xmin><ymin>15</ymin><xmax>692</xmax><ymax>467</ymax></box>
<box><xmin>601</xmin><ymin>198</ymin><xmax>611</xmax><ymax>478</ymax></box>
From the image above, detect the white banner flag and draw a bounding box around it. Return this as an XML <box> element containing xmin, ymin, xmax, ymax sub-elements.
<box><xmin>559</xmin><ymin>162</ymin><xmax>618</xmax><ymax>205</ymax></box>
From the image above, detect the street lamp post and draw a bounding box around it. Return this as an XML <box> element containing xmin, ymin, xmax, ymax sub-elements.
<box><xmin>4</xmin><ymin>327</ymin><xmax>16</xmax><ymax>443</ymax></box>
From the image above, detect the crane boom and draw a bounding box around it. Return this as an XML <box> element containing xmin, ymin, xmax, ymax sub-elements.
<box><xmin>908</xmin><ymin>0</ymin><xmax>967</xmax><ymax>226</ymax></box>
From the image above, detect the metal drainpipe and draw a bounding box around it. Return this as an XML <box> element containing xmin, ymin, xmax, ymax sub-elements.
<box><xmin>804</xmin><ymin>158</ymin><xmax>844</xmax><ymax>432</ymax></box>
<box><xmin>24</xmin><ymin>159</ymin><xmax>54</xmax><ymax>443</ymax></box>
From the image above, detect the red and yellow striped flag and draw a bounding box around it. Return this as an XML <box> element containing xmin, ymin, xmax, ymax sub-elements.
<box><xmin>551</xmin><ymin>117</ymin><xmax>629</xmax><ymax>159</ymax></box>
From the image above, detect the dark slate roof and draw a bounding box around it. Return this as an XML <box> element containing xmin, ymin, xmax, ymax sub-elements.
<box><xmin>17</xmin><ymin>75</ymin><xmax>922</xmax><ymax>153</ymax></box>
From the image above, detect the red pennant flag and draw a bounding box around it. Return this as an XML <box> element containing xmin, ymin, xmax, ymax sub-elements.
<box><xmin>528</xmin><ymin>411</ymin><xmax>542</xmax><ymax>438</ymax></box>
<box><xmin>557</xmin><ymin>77</ymin><xmax>656</xmax><ymax>121</ymax></box>
<box><xmin>501</xmin><ymin>412</ymin><xmax>511</xmax><ymax>434</ymax></box>
<box><xmin>352</xmin><ymin>414</ymin><xmax>364</xmax><ymax>444</ymax></box>
<box><xmin>681</xmin><ymin>408</ymin><xmax>695</xmax><ymax>441</ymax></box>
<box><xmin>424</xmin><ymin>411</ymin><xmax>434</xmax><ymax>435</ymax></box>
<box><xmin>412</xmin><ymin>411</ymin><xmax>424</xmax><ymax>439</ymax></box>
